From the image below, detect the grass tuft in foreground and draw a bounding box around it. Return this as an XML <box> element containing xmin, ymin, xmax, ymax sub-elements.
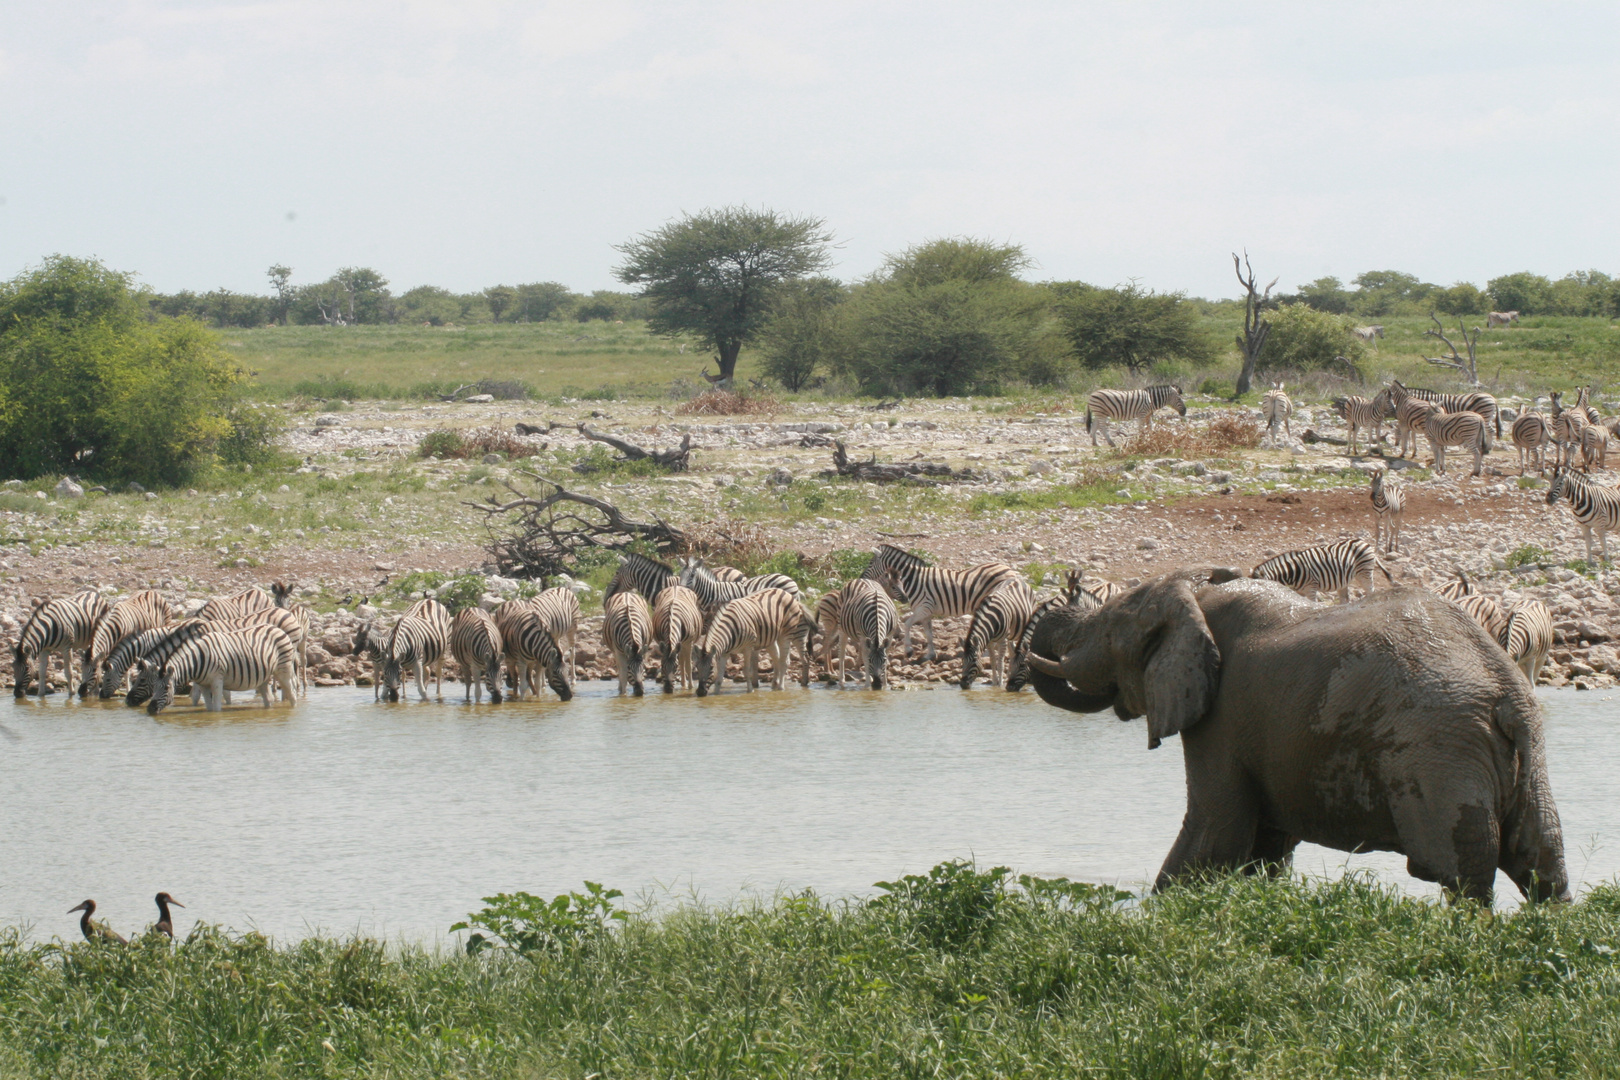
<box><xmin>4</xmin><ymin>867</ymin><xmax>1620</xmax><ymax>1077</ymax></box>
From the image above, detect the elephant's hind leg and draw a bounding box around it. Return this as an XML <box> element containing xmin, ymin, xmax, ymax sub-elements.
<box><xmin>1245</xmin><ymin>824</ymin><xmax>1300</xmax><ymax>878</ymax></box>
<box><xmin>1398</xmin><ymin>800</ymin><xmax>1500</xmax><ymax>903</ymax></box>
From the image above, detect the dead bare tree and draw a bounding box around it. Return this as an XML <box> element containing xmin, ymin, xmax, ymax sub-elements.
<box><xmin>576</xmin><ymin>424</ymin><xmax>692</xmax><ymax>471</ymax></box>
<box><xmin>1232</xmin><ymin>252</ymin><xmax>1277</xmax><ymax>398</ymax></box>
<box><xmin>827</xmin><ymin>440</ymin><xmax>978</xmax><ymax>484</ymax></box>
<box><xmin>1423</xmin><ymin>312</ymin><xmax>1482</xmax><ymax>385</ymax></box>
<box><xmin>467</xmin><ymin>472</ymin><xmax>687</xmax><ymax>579</ymax></box>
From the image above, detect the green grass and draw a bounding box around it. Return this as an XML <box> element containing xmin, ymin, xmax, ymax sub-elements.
<box><xmin>6</xmin><ymin>869</ymin><xmax>1620</xmax><ymax>1077</ymax></box>
<box><xmin>969</xmin><ymin>473</ymin><xmax>1134</xmax><ymax>515</ymax></box>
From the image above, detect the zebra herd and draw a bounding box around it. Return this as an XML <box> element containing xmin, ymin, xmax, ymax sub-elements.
<box><xmin>11</xmin><ymin>583</ymin><xmax>311</xmax><ymax>712</ymax></box>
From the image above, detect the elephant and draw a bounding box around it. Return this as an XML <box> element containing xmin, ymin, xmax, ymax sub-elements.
<box><xmin>1024</xmin><ymin>568</ymin><xmax>1568</xmax><ymax>904</ymax></box>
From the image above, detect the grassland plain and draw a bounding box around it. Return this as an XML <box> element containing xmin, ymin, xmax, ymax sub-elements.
<box><xmin>4</xmin><ymin>871</ymin><xmax>1620</xmax><ymax>1078</ymax></box>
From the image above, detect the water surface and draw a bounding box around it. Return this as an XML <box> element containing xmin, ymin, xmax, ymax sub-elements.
<box><xmin>2</xmin><ymin>685</ymin><xmax>1614</xmax><ymax>943</ymax></box>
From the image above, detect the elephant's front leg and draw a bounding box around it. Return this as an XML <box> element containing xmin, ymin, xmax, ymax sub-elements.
<box><xmin>1154</xmin><ymin>761</ymin><xmax>1264</xmax><ymax>891</ymax></box>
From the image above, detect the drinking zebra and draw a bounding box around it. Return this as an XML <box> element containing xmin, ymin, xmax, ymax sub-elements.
<box><xmin>124</xmin><ymin>620</ymin><xmax>216</xmax><ymax>706</ymax></box>
<box><xmin>1261</xmin><ymin>382</ymin><xmax>1292</xmax><ymax>445</ymax></box>
<box><xmin>143</xmin><ymin>625</ymin><xmax>298</xmax><ymax>714</ymax></box>
<box><xmin>677</xmin><ymin>557</ymin><xmax>800</xmax><ymax>623</ymax></box>
<box><xmin>652</xmin><ymin>584</ymin><xmax>704</xmax><ymax>693</ymax></box>
<box><xmin>604</xmin><ymin>590</ymin><xmax>654</xmax><ymax>697</ymax></box>
<box><xmin>1084</xmin><ymin>384</ymin><xmax>1187</xmax><ymax>448</ymax></box>
<box><xmin>1499</xmin><ymin>600</ymin><xmax>1554</xmax><ymax>684</ymax></box>
<box><xmin>12</xmin><ymin>591</ymin><xmax>109</xmax><ymax>700</ymax></box>
<box><xmin>861</xmin><ymin>544</ymin><xmax>1018</xmax><ymax>660</ymax></box>
<box><xmin>98</xmin><ymin>626</ymin><xmax>177</xmax><ymax>700</ymax></box>
<box><xmin>1396</xmin><ymin>383</ymin><xmax>1501</xmax><ymax>438</ymax></box>
<box><xmin>501</xmin><ymin>609</ymin><xmax>572</xmax><ymax>700</ymax></box>
<box><xmin>814</xmin><ymin>590</ymin><xmax>845</xmax><ymax>680</ymax></box>
<box><xmin>1332</xmin><ymin>392</ymin><xmax>1391</xmax><ymax>455</ymax></box>
<box><xmin>1424</xmin><ymin>411</ymin><xmax>1491</xmax><ymax>476</ymax></box>
<box><xmin>1546</xmin><ymin>467</ymin><xmax>1620</xmax><ymax>563</ymax></box>
<box><xmin>531</xmin><ymin>586</ymin><xmax>581</xmax><ymax>683</ymax></box>
<box><xmin>1251</xmin><ymin>538</ymin><xmax>1391</xmax><ymax>603</ymax></box>
<box><xmin>1511</xmin><ymin>408</ymin><xmax>1551</xmax><ymax>475</ymax></box>
<box><xmin>381</xmin><ymin>600</ymin><xmax>451</xmax><ymax>702</ymax></box>
<box><xmin>603</xmin><ymin>552</ymin><xmax>678</xmax><ymax>605</ymax></box>
<box><xmin>1370</xmin><ymin>469</ymin><xmax>1404</xmax><ymax>554</ymax></box>
<box><xmin>836</xmin><ymin>579</ymin><xmax>899</xmax><ymax>690</ymax></box>
<box><xmin>83</xmin><ymin>589</ymin><xmax>172</xmax><ymax>697</ymax></box>
<box><xmin>449</xmin><ymin>608</ymin><xmax>505</xmax><ymax>704</ymax></box>
<box><xmin>958</xmin><ymin>579</ymin><xmax>1037</xmax><ymax>689</ymax></box>
<box><xmin>693</xmin><ymin>588</ymin><xmax>798</xmax><ymax>695</ymax></box>
<box><xmin>353</xmin><ymin>620</ymin><xmax>387</xmax><ymax>701</ymax></box>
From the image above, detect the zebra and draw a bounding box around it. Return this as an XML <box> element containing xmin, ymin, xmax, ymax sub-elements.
<box><xmin>603</xmin><ymin>552</ymin><xmax>677</xmax><ymax>605</ymax></box>
<box><xmin>97</xmin><ymin>626</ymin><xmax>175</xmax><ymax>700</ymax></box>
<box><xmin>814</xmin><ymin>590</ymin><xmax>845</xmax><ymax>680</ymax></box>
<box><xmin>353</xmin><ymin>620</ymin><xmax>387</xmax><ymax>701</ymax></box>
<box><xmin>958</xmin><ymin>579</ymin><xmax>1036</xmax><ymax>689</ymax></box>
<box><xmin>1487</xmin><ymin>310</ymin><xmax>1520</xmax><ymax>327</ymax></box>
<box><xmin>1574</xmin><ymin>385</ymin><xmax>1604</xmax><ymax>427</ymax></box>
<box><xmin>196</xmin><ymin>586</ymin><xmax>277</xmax><ymax>621</ymax></box>
<box><xmin>1546</xmin><ymin>467</ymin><xmax>1620</xmax><ymax>564</ymax></box>
<box><xmin>381</xmin><ymin>604</ymin><xmax>450</xmax><ymax>702</ymax></box>
<box><xmin>1511</xmin><ymin>408</ymin><xmax>1551</xmax><ymax>475</ymax></box>
<box><xmin>1454</xmin><ymin>593</ymin><xmax>1507</xmax><ymax>640</ymax></box>
<box><xmin>83</xmin><ymin>589</ymin><xmax>171</xmax><ymax>697</ymax></box>
<box><xmin>677</xmin><ymin>557</ymin><xmax>800</xmax><ymax>623</ymax></box>
<box><xmin>1433</xmin><ymin>569</ymin><xmax>1475</xmax><ymax>602</ymax></box>
<box><xmin>1398</xmin><ymin>383</ymin><xmax>1502</xmax><ymax>438</ymax></box>
<box><xmin>604</xmin><ymin>590</ymin><xmax>654</xmax><ymax>697</ymax></box>
<box><xmin>1332</xmin><ymin>392</ymin><xmax>1391</xmax><ymax>455</ymax></box>
<box><xmin>861</xmin><ymin>544</ymin><xmax>1017</xmax><ymax>660</ymax></box>
<box><xmin>449</xmin><ymin>608</ymin><xmax>504</xmax><ymax>704</ymax></box>
<box><xmin>652</xmin><ymin>584</ymin><xmax>704</xmax><ymax>693</ymax></box>
<box><xmin>1084</xmin><ymin>384</ymin><xmax>1186</xmax><ymax>447</ymax></box>
<box><xmin>693</xmin><ymin>589</ymin><xmax>798</xmax><ymax>696</ymax></box>
<box><xmin>1549</xmin><ymin>391</ymin><xmax>1587</xmax><ymax>469</ymax></box>
<box><xmin>269</xmin><ymin>581</ymin><xmax>313</xmax><ymax>694</ymax></box>
<box><xmin>1251</xmin><ymin>538</ymin><xmax>1392</xmax><ymax>603</ymax></box>
<box><xmin>1081</xmin><ymin>578</ymin><xmax>1125</xmax><ymax>605</ymax></box>
<box><xmin>1499</xmin><ymin>600</ymin><xmax>1553</xmax><ymax>684</ymax></box>
<box><xmin>124</xmin><ymin>620</ymin><xmax>216</xmax><ymax>706</ymax></box>
<box><xmin>500</xmin><ymin>609</ymin><xmax>572</xmax><ymax>700</ymax></box>
<box><xmin>531</xmin><ymin>587</ymin><xmax>581</xmax><ymax>683</ymax></box>
<box><xmin>1261</xmin><ymin>381</ymin><xmax>1292</xmax><ymax>445</ymax></box>
<box><xmin>1384</xmin><ymin>382</ymin><xmax>1439</xmax><ymax>458</ymax></box>
<box><xmin>143</xmin><ymin>625</ymin><xmax>298</xmax><ymax>714</ymax></box>
<box><xmin>709</xmin><ymin>564</ymin><xmax>748</xmax><ymax>583</ymax></box>
<box><xmin>1424</xmin><ymin>411</ymin><xmax>1490</xmax><ymax>476</ymax></box>
<box><xmin>12</xmin><ymin>591</ymin><xmax>109</xmax><ymax>700</ymax></box>
<box><xmin>834</xmin><ymin>579</ymin><xmax>898</xmax><ymax>690</ymax></box>
<box><xmin>1370</xmin><ymin>469</ymin><xmax>1404</xmax><ymax>554</ymax></box>
<box><xmin>1582</xmin><ymin>423</ymin><xmax>1610</xmax><ymax>471</ymax></box>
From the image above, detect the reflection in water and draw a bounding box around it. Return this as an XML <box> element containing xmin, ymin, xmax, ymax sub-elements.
<box><xmin>2</xmin><ymin>686</ymin><xmax>1615</xmax><ymax>942</ymax></box>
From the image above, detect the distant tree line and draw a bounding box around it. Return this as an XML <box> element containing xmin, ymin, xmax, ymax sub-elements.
<box><xmin>1281</xmin><ymin>269</ymin><xmax>1620</xmax><ymax>318</ymax></box>
<box><xmin>144</xmin><ymin>266</ymin><xmax>656</xmax><ymax>329</ymax></box>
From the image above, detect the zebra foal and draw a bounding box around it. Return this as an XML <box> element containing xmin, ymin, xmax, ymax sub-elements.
<box><xmin>12</xmin><ymin>591</ymin><xmax>109</xmax><ymax>700</ymax></box>
<box><xmin>1251</xmin><ymin>538</ymin><xmax>1391</xmax><ymax>603</ymax></box>
<box><xmin>862</xmin><ymin>544</ymin><xmax>1017</xmax><ymax>661</ymax></box>
<box><xmin>959</xmin><ymin>579</ymin><xmax>1036</xmax><ymax>689</ymax></box>
<box><xmin>1546</xmin><ymin>467</ymin><xmax>1620</xmax><ymax>564</ymax></box>
<box><xmin>837</xmin><ymin>579</ymin><xmax>899</xmax><ymax>690</ymax></box>
<box><xmin>1332</xmin><ymin>392</ymin><xmax>1390</xmax><ymax>455</ymax></box>
<box><xmin>652</xmin><ymin>584</ymin><xmax>704</xmax><ymax>693</ymax></box>
<box><xmin>1084</xmin><ymin>384</ymin><xmax>1186</xmax><ymax>447</ymax></box>
<box><xmin>1370</xmin><ymin>469</ymin><xmax>1404</xmax><ymax>554</ymax></box>
<box><xmin>450</xmin><ymin>608</ymin><xmax>505</xmax><ymax>703</ymax></box>
<box><xmin>605</xmin><ymin>590</ymin><xmax>654</xmax><ymax>697</ymax></box>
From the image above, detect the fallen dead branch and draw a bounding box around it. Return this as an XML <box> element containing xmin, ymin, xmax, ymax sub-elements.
<box><xmin>827</xmin><ymin>440</ymin><xmax>979</xmax><ymax>484</ymax></box>
<box><xmin>577</xmin><ymin>424</ymin><xmax>692</xmax><ymax>471</ymax></box>
<box><xmin>467</xmin><ymin>472</ymin><xmax>687</xmax><ymax>579</ymax></box>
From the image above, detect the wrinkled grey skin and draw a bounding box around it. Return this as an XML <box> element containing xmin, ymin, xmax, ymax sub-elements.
<box><xmin>1026</xmin><ymin>568</ymin><xmax>1568</xmax><ymax>904</ymax></box>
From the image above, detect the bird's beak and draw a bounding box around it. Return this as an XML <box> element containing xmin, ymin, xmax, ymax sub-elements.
<box><xmin>67</xmin><ymin>902</ymin><xmax>88</xmax><ymax>913</ymax></box>
<box><xmin>171</xmin><ymin>899</ymin><xmax>185</xmax><ymax>908</ymax></box>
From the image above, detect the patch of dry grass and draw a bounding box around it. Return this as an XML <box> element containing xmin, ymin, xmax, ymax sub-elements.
<box><xmin>1123</xmin><ymin>415</ymin><xmax>1262</xmax><ymax>458</ymax></box>
<box><xmin>675</xmin><ymin>389</ymin><xmax>781</xmax><ymax>416</ymax></box>
<box><xmin>418</xmin><ymin>426</ymin><xmax>542</xmax><ymax>460</ymax></box>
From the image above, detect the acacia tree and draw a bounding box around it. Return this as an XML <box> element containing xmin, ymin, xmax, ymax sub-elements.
<box><xmin>614</xmin><ymin>207</ymin><xmax>834</xmax><ymax>386</ymax></box>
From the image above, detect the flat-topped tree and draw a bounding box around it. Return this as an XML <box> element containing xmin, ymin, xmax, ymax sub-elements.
<box><xmin>613</xmin><ymin>207</ymin><xmax>834</xmax><ymax>388</ymax></box>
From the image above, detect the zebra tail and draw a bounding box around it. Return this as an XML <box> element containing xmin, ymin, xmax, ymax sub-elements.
<box><xmin>1084</xmin><ymin>407</ymin><xmax>1093</xmax><ymax>432</ymax></box>
<box><xmin>1376</xmin><ymin>557</ymin><xmax>1394</xmax><ymax>585</ymax></box>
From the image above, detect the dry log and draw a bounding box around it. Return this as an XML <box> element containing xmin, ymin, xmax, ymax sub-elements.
<box><xmin>577</xmin><ymin>424</ymin><xmax>692</xmax><ymax>471</ymax></box>
<box><xmin>1300</xmin><ymin>428</ymin><xmax>1348</xmax><ymax>445</ymax></box>
<box><xmin>466</xmin><ymin>472</ymin><xmax>686</xmax><ymax>579</ymax></box>
<box><xmin>829</xmin><ymin>440</ymin><xmax>977</xmax><ymax>484</ymax></box>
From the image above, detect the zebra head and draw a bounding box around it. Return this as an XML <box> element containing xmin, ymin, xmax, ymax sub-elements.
<box><xmin>1161</xmin><ymin>384</ymin><xmax>1188</xmax><ymax>417</ymax></box>
<box><xmin>11</xmin><ymin>644</ymin><xmax>28</xmax><ymax>698</ymax></box>
<box><xmin>543</xmin><ymin>653</ymin><xmax>572</xmax><ymax>702</ymax></box>
<box><xmin>692</xmin><ymin>644</ymin><xmax>717</xmax><ymax>697</ymax></box>
<box><xmin>381</xmin><ymin>658</ymin><xmax>403</xmax><ymax>702</ymax></box>
<box><xmin>1546</xmin><ymin>467</ymin><xmax>1573</xmax><ymax>505</ymax></box>
<box><xmin>145</xmin><ymin>661</ymin><xmax>176</xmax><ymax>717</ymax></box>
<box><xmin>126</xmin><ymin>659</ymin><xmax>158</xmax><ymax>706</ymax></box>
<box><xmin>271</xmin><ymin>581</ymin><xmax>296</xmax><ymax>608</ymax></box>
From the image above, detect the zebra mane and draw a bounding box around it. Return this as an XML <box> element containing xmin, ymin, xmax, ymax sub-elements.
<box><xmin>622</xmin><ymin>551</ymin><xmax>676</xmax><ymax>576</ymax></box>
<box><xmin>874</xmin><ymin>543</ymin><xmax>931</xmax><ymax>568</ymax></box>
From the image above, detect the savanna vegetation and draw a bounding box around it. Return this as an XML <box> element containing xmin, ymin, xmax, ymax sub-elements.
<box><xmin>4</xmin><ymin>868</ymin><xmax>1620</xmax><ymax>1077</ymax></box>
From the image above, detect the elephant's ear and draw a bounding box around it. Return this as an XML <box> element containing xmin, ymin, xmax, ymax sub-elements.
<box><xmin>1130</xmin><ymin>577</ymin><xmax>1222</xmax><ymax>749</ymax></box>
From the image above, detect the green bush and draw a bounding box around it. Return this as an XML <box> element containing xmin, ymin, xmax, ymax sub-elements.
<box><xmin>758</xmin><ymin>276</ymin><xmax>847</xmax><ymax>391</ymax></box>
<box><xmin>418</xmin><ymin>429</ymin><xmax>465</xmax><ymax>458</ymax></box>
<box><xmin>1055</xmin><ymin>282</ymin><xmax>1214</xmax><ymax>372</ymax></box>
<box><xmin>0</xmin><ymin>256</ymin><xmax>278</xmax><ymax>486</ymax></box>
<box><xmin>1260</xmin><ymin>303</ymin><xmax>1368</xmax><ymax>372</ymax></box>
<box><xmin>451</xmin><ymin>883</ymin><xmax>628</xmax><ymax>957</ymax></box>
<box><xmin>217</xmin><ymin>402</ymin><xmax>288</xmax><ymax>466</ymax></box>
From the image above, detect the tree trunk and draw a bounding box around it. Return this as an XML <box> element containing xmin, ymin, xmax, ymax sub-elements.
<box><xmin>715</xmin><ymin>341</ymin><xmax>742</xmax><ymax>383</ymax></box>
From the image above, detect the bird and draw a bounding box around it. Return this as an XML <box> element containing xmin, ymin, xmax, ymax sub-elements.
<box><xmin>67</xmin><ymin>899</ymin><xmax>127</xmax><ymax>944</ymax></box>
<box><xmin>153</xmin><ymin>892</ymin><xmax>185</xmax><ymax>939</ymax></box>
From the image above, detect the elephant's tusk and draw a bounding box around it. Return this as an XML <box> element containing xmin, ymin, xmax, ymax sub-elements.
<box><xmin>1025</xmin><ymin>652</ymin><xmax>1067</xmax><ymax>678</ymax></box>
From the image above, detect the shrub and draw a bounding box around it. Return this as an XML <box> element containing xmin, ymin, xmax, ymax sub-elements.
<box><xmin>1487</xmin><ymin>272</ymin><xmax>1556</xmax><ymax>315</ymax></box>
<box><xmin>418</xmin><ymin>426</ymin><xmax>540</xmax><ymax>460</ymax></box>
<box><xmin>758</xmin><ymin>276</ymin><xmax>847</xmax><ymax>391</ymax></box>
<box><xmin>1260</xmin><ymin>304</ymin><xmax>1367</xmax><ymax>372</ymax></box>
<box><xmin>1056</xmin><ymin>283</ymin><xmax>1215</xmax><ymax>373</ymax></box>
<box><xmin>0</xmin><ymin>256</ymin><xmax>277</xmax><ymax>486</ymax></box>
<box><xmin>675</xmin><ymin>388</ymin><xmax>780</xmax><ymax>415</ymax></box>
<box><xmin>451</xmin><ymin>882</ymin><xmax>627</xmax><ymax>958</ymax></box>
<box><xmin>218</xmin><ymin>402</ymin><xmax>288</xmax><ymax>466</ymax></box>
<box><xmin>1433</xmin><ymin>282</ymin><xmax>1486</xmax><ymax>315</ymax></box>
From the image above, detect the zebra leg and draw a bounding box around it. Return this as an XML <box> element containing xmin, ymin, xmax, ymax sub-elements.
<box><xmin>207</xmin><ymin>674</ymin><xmax>227</xmax><ymax>713</ymax></box>
<box><xmin>923</xmin><ymin>618</ymin><xmax>938</xmax><ymax>663</ymax></box>
<box><xmin>413</xmin><ymin>658</ymin><xmax>429</xmax><ymax>701</ymax></box>
<box><xmin>276</xmin><ymin>665</ymin><xmax>297</xmax><ymax>704</ymax></box>
<box><xmin>258</xmin><ymin>679</ymin><xmax>273</xmax><ymax>708</ymax></box>
<box><xmin>1100</xmin><ymin>415</ymin><xmax>1115</xmax><ymax>448</ymax></box>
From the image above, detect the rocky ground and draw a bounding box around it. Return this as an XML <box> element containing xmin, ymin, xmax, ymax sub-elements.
<box><xmin>4</xmin><ymin>392</ymin><xmax>1619</xmax><ymax>692</ymax></box>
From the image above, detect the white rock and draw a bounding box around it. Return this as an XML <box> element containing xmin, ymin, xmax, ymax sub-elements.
<box><xmin>464</xmin><ymin>394</ymin><xmax>495</xmax><ymax>404</ymax></box>
<box><xmin>54</xmin><ymin>477</ymin><xmax>84</xmax><ymax>499</ymax></box>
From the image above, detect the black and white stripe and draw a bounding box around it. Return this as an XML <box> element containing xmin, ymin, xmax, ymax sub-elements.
<box><xmin>1549</xmin><ymin>392</ymin><xmax>1588</xmax><ymax>470</ymax></box>
<box><xmin>84</xmin><ymin>589</ymin><xmax>171</xmax><ymax>697</ymax></box>
<box><xmin>500</xmin><ymin>609</ymin><xmax>572</xmax><ymax>700</ymax></box>
<box><xmin>124</xmin><ymin>620</ymin><xmax>215</xmax><ymax>706</ymax></box>
<box><xmin>450</xmin><ymin>608</ymin><xmax>505</xmax><ymax>704</ymax></box>
<box><xmin>1261</xmin><ymin>382</ymin><xmax>1292</xmax><ymax>445</ymax></box>
<box><xmin>1384</xmin><ymin>382</ymin><xmax>1439</xmax><ymax>459</ymax></box>
<box><xmin>603</xmin><ymin>553</ymin><xmax>678</xmax><ymax>605</ymax></box>
<box><xmin>1511</xmin><ymin>410</ymin><xmax>1551</xmax><ymax>475</ymax></box>
<box><xmin>12</xmin><ymin>591</ymin><xmax>109</xmax><ymax>700</ymax></box>
<box><xmin>958</xmin><ymin>579</ymin><xmax>1036</xmax><ymax>689</ymax></box>
<box><xmin>814</xmin><ymin>590</ymin><xmax>844</xmax><ymax>680</ymax></box>
<box><xmin>1396</xmin><ymin>382</ymin><xmax>1501</xmax><ymax>438</ymax></box>
<box><xmin>1369</xmin><ymin>469</ymin><xmax>1404</xmax><ymax>554</ymax></box>
<box><xmin>835</xmin><ymin>579</ymin><xmax>898</xmax><ymax>690</ymax></box>
<box><xmin>1252</xmin><ymin>538</ymin><xmax>1392</xmax><ymax>603</ymax></box>
<box><xmin>861</xmin><ymin>544</ymin><xmax>1017</xmax><ymax>660</ymax></box>
<box><xmin>677</xmin><ymin>557</ymin><xmax>800</xmax><ymax>623</ymax></box>
<box><xmin>604</xmin><ymin>590</ymin><xmax>654</xmax><ymax>697</ymax></box>
<box><xmin>381</xmin><ymin>599</ymin><xmax>451</xmax><ymax>702</ymax></box>
<box><xmin>1582</xmin><ymin>423</ymin><xmax>1610</xmax><ymax>470</ymax></box>
<box><xmin>145</xmin><ymin>625</ymin><xmax>298</xmax><ymax>714</ymax></box>
<box><xmin>693</xmin><ymin>588</ymin><xmax>798</xmax><ymax>696</ymax></box>
<box><xmin>196</xmin><ymin>586</ymin><xmax>277</xmax><ymax>622</ymax></box>
<box><xmin>530</xmin><ymin>587</ymin><xmax>581</xmax><ymax>683</ymax></box>
<box><xmin>270</xmin><ymin>581</ymin><xmax>313</xmax><ymax>695</ymax></box>
<box><xmin>99</xmin><ymin>626</ymin><xmax>176</xmax><ymax>700</ymax></box>
<box><xmin>652</xmin><ymin>584</ymin><xmax>704</xmax><ymax>693</ymax></box>
<box><xmin>1084</xmin><ymin>384</ymin><xmax>1187</xmax><ymax>447</ymax></box>
<box><xmin>1424</xmin><ymin>410</ymin><xmax>1490</xmax><ymax>476</ymax></box>
<box><xmin>1546</xmin><ymin>467</ymin><xmax>1620</xmax><ymax>564</ymax></box>
<box><xmin>1332</xmin><ymin>393</ymin><xmax>1390</xmax><ymax>455</ymax></box>
<box><xmin>1433</xmin><ymin>570</ymin><xmax>1475</xmax><ymax>603</ymax></box>
<box><xmin>1499</xmin><ymin>600</ymin><xmax>1553</xmax><ymax>684</ymax></box>
<box><xmin>1455</xmin><ymin>593</ymin><xmax>1507</xmax><ymax>640</ymax></box>
<box><xmin>1575</xmin><ymin>385</ymin><xmax>1603</xmax><ymax>427</ymax></box>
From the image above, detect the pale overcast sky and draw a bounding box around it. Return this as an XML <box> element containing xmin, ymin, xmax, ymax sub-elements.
<box><xmin>3</xmin><ymin>2</ymin><xmax>1616</xmax><ymax>299</ymax></box>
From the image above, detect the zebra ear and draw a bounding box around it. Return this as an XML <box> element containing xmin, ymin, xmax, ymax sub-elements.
<box><xmin>1116</xmin><ymin>574</ymin><xmax>1221</xmax><ymax>750</ymax></box>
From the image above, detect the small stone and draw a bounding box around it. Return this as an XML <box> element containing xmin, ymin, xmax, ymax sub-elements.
<box><xmin>278</xmin><ymin>484</ymin><xmax>291</xmax><ymax>493</ymax></box>
<box><xmin>464</xmin><ymin>394</ymin><xmax>495</xmax><ymax>404</ymax></box>
<box><xmin>1137</xmin><ymin>538</ymin><xmax>1160</xmax><ymax>551</ymax></box>
<box><xmin>314</xmin><ymin>415</ymin><xmax>343</xmax><ymax>428</ymax></box>
<box><xmin>233</xmin><ymin>558</ymin><xmax>250</xmax><ymax>568</ymax></box>
<box><xmin>54</xmin><ymin>477</ymin><xmax>84</xmax><ymax>499</ymax></box>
